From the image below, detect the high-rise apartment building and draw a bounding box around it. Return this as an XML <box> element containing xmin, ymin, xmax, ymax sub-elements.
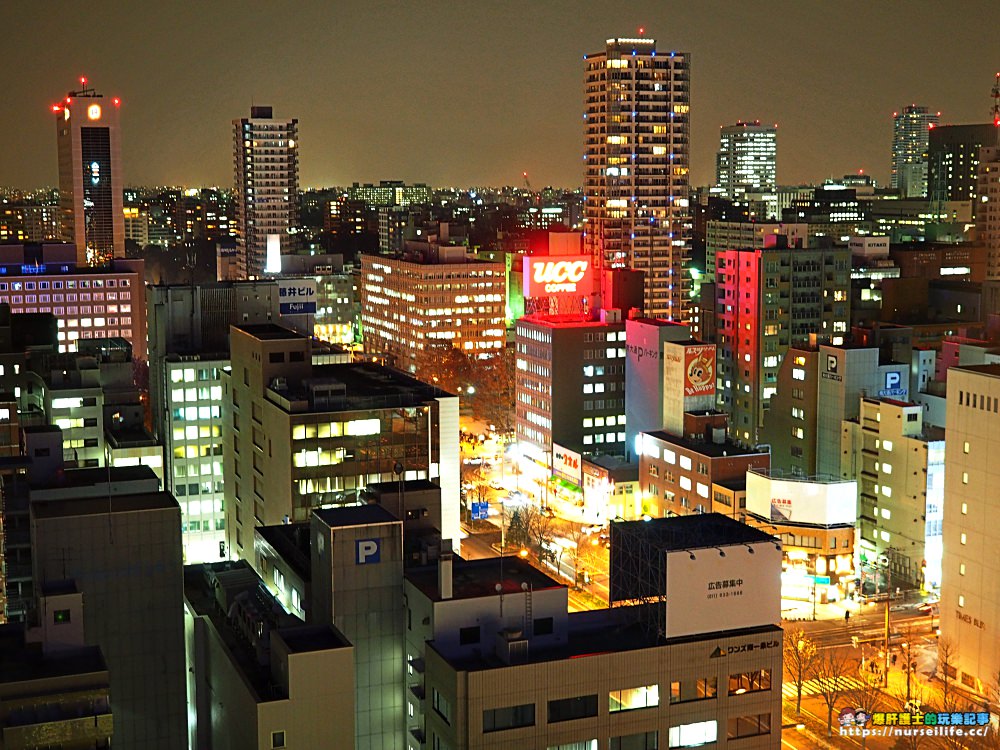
<box><xmin>928</xmin><ymin>123</ymin><xmax>997</xmax><ymax>216</ymax></box>
<box><xmin>53</xmin><ymin>79</ymin><xmax>125</xmax><ymax>265</ymax></box>
<box><xmin>583</xmin><ymin>37</ymin><xmax>691</xmax><ymax>320</ymax></box>
<box><xmin>890</xmin><ymin>106</ymin><xmax>939</xmax><ymax>198</ymax></box>
<box><xmin>977</xmin><ymin>146</ymin><xmax>1000</xmax><ymax>279</ymax></box>
<box><xmin>940</xmin><ymin>364</ymin><xmax>1000</xmax><ymax>696</ymax></box>
<box><xmin>233</xmin><ymin>106</ymin><xmax>299</xmax><ymax>278</ymax></box>
<box><xmin>715</xmin><ymin>236</ymin><xmax>850</xmax><ymax>446</ymax></box>
<box><xmin>715</xmin><ymin>121</ymin><xmax>777</xmax><ymax>199</ymax></box>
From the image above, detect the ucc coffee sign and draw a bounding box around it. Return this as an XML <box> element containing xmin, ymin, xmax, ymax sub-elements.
<box><xmin>523</xmin><ymin>255</ymin><xmax>593</xmax><ymax>297</ymax></box>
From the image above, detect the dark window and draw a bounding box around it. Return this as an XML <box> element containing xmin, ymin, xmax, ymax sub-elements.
<box><xmin>271</xmin><ymin>730</ymin><xmax>286</xmax><ymax>748</ymax></box>
<box><xmin>907</xmin><ymin>413</ymin><xmax>918</xmax><ymax>422</ymax></box>
<box><xmin>611</xmin><ymin>731</ymin><xmax>658</xmax><ymax>750</ymax></box>
<box><xmin>534</xmin><ymin>617</ymin><xmax>554</xmax><ymax>636</ymax></box>
<box><xmin>82</xmin><ymin>397</ymin><xmax>97</xmax><ymax>407</ymax></box>
<box><xmin>459</xmin><ymin>626</ymin><xmax>480</xmax><ymax>645</ymax></box>
<box><xmin>290</xmin><ymin>351</ymin><xmax>305</xmax><ymax>362</ymax></box>
<box><xmin>269</xmin><ymin>352</ymin><xmax>285</xmax><ymax>363</ymax></box>
<box><xmin>727</xmin><ymin>713</ymin><xmax>771</xmax><ymax>739</ymax></box>
<box><xmin>84</xmin><ymin>438</ymin><xmax>99</xmax><ymax>447</ymax></box>
<box><xmin>548</xmin><ymin>694</ymin><xmax>598</xmax><ymax>723</ymax></box>
<box><xmin>53</xmin><ymin>609</ymin><xmax>71</xmax><ymax>624</ymax></box>
<box><xmin>84</xmin><ymin>417</ymin><xmax>98</xmax><ymax>427</ymax></box>
<box><xmin>483</xmin><ymin>703</ymin><xmax>535</xmax><ymax>732</ymax></box>
<box><xmin>432</xmin><ymin>688</ymin><xmax>452</xmax><ymax>724</ymax></box>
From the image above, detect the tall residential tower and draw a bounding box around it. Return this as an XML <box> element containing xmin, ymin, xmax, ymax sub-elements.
<box><xmin>53</xmin><ymin>78</ymin><xmax>125</xmax><ymax>265</ymax></box>
<box><xmin>233</xmin><ymin>106</ymin><xmax>300</xmax><ymax>278</ymax></box>
<box><xmin>715</xmin><ymin>120</ymin><xmax>777</xmax><ymax>198</ymax></box>
<box><xmin>583</xmin><ymin>36</ymin><xmax>691</xmax><ymax>321</ymax></box>
<box><xmin>890</xmin><ymin>105</ymin><xmax>939</xmax><ymax>198</ymax></box>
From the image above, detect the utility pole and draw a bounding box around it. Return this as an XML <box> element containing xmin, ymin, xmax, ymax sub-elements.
<box><xmin>883</xmin><ymin>551</ymin><xmax>892</xmax><ymax>688</ymax></box>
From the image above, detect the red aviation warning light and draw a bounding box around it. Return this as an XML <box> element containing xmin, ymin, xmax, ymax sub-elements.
<box><xmin>113</xmin><ymin>97</ymin><xmax>121</xmax><ymax>107</ymax></box>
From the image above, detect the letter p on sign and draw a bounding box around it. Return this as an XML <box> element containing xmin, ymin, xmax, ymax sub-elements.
<box><xmin>356</xmin><ymin>539</ymin><xmax>380</xmax><ymax>565</ymax></box>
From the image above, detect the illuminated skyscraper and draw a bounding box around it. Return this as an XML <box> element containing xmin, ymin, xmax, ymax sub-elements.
<box><xmin>233</xmin><ymin>106</ymin><xmax>300</xmax><ymax>278</ymax></box>
<box><xmin>53</xmin><ymin>78</ymin><xmax>125</xmax><ymax>266</ymax></box>
<box><xmin>715</xmin><ymin>121</ymin><xmax>777</xmax><ymax>198</ymax></box>
<box><xmin>583</xmin><ymin>36</ymin><xmax>691</xmax><ymax>321</ymax></box>
<box><xmin>890</xmin><ymin>105</ymin><xmax>938</xmax><ymax>198</ymax></box>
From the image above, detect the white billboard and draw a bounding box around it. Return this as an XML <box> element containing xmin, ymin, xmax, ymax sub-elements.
<box><xmin>745</xmin><ymin>472</ymin><xmax>857</xmax><ymax>526</ymax></box>
<box><xmin>552</xmin><ymin>443</ymin><xmax>582</xmax><ymax>484</ymax></box>
<box><xmin>665</xmin><ymin>542</ymin><xmax>782</xmax><ymax>638</ymax></box>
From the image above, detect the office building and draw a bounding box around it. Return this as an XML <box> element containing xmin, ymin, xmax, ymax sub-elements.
<box><xmin>233</xmin><ymin>106</ymin><xmax>300</xmax><ymax>278</ymax></box>
<box><xmin>704</xmin><ymin>220</ymin><xmax>808</xmax><ymax>277</ymax></box>
<box><xmin>348</xmin><ymin>180</ymin><xmax>432</xmax><ymax>208</ymax></box>
<box><xmin>636</xmin><ymin>427</ymin><xmax>769</xmax><ymax>519</ymax></box>
<box><xmin>184</xmin><ymin>561</ymin><xmax>355</xmax><ymax>750</ymax></box>
<box><xmin>279</xmin><ymin>253</ymin><xmax>357</xmax><ymax>346</ymax></box>
<box><xmin>623</xmin><ymin>316</ymin><xmax>697</xmax><ymax>447</ymax></box>
<box><xmin>940</xmin><ymin>364</ymin><xmax>1000</xmax><ymax>696</ymax></box>
<box><xmin>890</xmin><ymin>106</ymin><xmax>939</xmax><ymax>198</ymax></box>
<box><xmin>714</xmin><ymin>236</ymin><xmax>850</xmax><ymax>446</ymax></box>
<box><xmin>311</xmin><ymin>505</ymin><xmax>405</xmax><ymax>750</ymax></box>
<box><xmin>0</xmin><ymin>203</ymin><xmax>59</xmax><ymax>243</ymax></box>
<box><xmin>147</xmin><ymin>282</ymin><xmax>321</xmax><ymax>562</ymax></box>
<box><xmin>841</xmin><ymin>397</ymin><xmax>945</xmax><ymax>591</ymax></box>
<box><xmin>977</xmin><ymin>146</ymin><xmax>1000</xmax><ymax>279</ymax></box>
<box><xmin>52</xmin><ymin>79</ymin><xmax>125</xmax><ymax>265</ymax></box>
<box><xmin>30</xmin><ymin>468</ymin><xmax>186</xmax><ymax>750</ymax></box>
<box><xmin>223</xmin><ymin>324</ymin><xmax>460</xmax><ymax>561</ymax></box>
<box><xmin>359</xmin><ymin>246</ymin><xmax>505</xmax><ymax>375</ymax></box>
<box><xmin>928</xmin><ymin>123</ymin><xmax>997</xmax><ymax>215</ymax></box>
<box><xmin>583</xmin><ymin>37</ymin><xmax>691</xmax><ymax>321</ymax></box>
<box><xmin>515</xmin><ymin>311</ymin><xmax>626</xmax><ymax>460</ymax></box>
<box><xmin>761</xmin><ymin>343</ymin><xmax>911</xmax><ymax>477</ymax></box>
<box><xmin>425</xmin><ymin>514</ymin><xmax>782</xmax><ymax>750</ymax></box>
<box><xmin>782</xmin><ymin>187</ymin><xmax>869</xmax><ymax>243</ymax></box>
<box><xmin>0</xmin><ymin>242</ymin><xmax>144</xmax><ymax>356</ymax></box>
<box><xmin>715</xmin><ymin>121</ymin><xmax>777</xmax><ymax>199</ymax></box>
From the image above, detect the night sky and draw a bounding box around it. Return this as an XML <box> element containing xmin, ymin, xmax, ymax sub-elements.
<box><xmin>2</xmin><ymin>1</ymin><xmax>996</xmax><ymax>190</ymax></box>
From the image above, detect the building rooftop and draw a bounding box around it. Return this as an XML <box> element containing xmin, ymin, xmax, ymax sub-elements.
<box><xmin>28</xmin><ymin>464</ymin><xmax>158</xmax><ymax>491</ymax></box>
<box><xmin>518</xmin><ymin>313</ymin><xmax>623</xmax><ymax>330</ymax></box>
<box><xmin>612</xmin><ymin>512</ymin><xmax>777</xmax><ymax>552</ymax></box>
<box><xmin>406</xmin><ymin>556</ymin><xmax>564</xmax><ymax>603</ymax></box>
<box><xmin>31</xmin><ymin>491</ymin><xmax>179</xmax><ymax>520</ymax></box>
<box><xmin>256</xmin><ymin>523</ymin><xmax>311</xmax><ymax>582</ymax></box>
<box><xmin>430</xmin><ymin>605</ymin><xmax>780</xmax><ymax>672</ymax></box>
<box><xmin>644</xmin><ymin>430</ymin><xmax>768</xmax><ymax>459</ymax></box>
<box><xmin>313</xmin><ymin>503</ymin><xmax>400</xmax><ymax>529</ymax></box>
<box><xmin>0</xmin><ymin>632</ymin><xmax>108</xmax><ymax>684</ymax></box>
<box><xmin>627</xmin><ymin>317</ymin><xmax>688</xmax><ymax>328</ymax></box>
<box><xmin>272</xmin><ymin>361</ymin><xmax>453</xmax><ymax>410</ymax></box>
<box><xmin>278</xmin><ymin>625</ymin><xmax>351</xmax><ymax>654</ymax></box>
<box><xmin>236</xmin><ymin>323</ymin><xmax>304</xmax><ymax>341</ymax></box>
<box><xmin>954</xmin><ymin>363</ymin><xmax>1000</xmax><ymax>379</ymax></box>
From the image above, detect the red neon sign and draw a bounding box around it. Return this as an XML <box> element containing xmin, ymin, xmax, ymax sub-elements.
<box><xmin>522</xmin><ymin>255</ymin><xmax>593</xmax><ymax>297</ymax></box>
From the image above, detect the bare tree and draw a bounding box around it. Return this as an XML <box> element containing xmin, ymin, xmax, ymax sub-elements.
<box><xmin>810</xmin><ymin>647</ymin><xmax>855</xmax><ymax>737</ymax></box>
<box><xmin>844</xmin><ymin>657</ymin><xmax>887</xmax><ymax>750</ymax></box>
<box><xmin>884</xmin><ymin>679</ymin><xmax>931</xmax><ymax>750</ymax></box>
<box><xmin>931</xmin><ymin>638</ymin><xmax>976</xmax><ymax>750</ymax></box>
<box><xmin>783</xmin><ymin>628</ymin><xmax>818</xmax><ymax>716</ymax></box>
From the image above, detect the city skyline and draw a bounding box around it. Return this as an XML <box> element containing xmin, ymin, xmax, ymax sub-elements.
<box><xmin>1</xmin><ymin>1</ymin><xmax>997</xmax><ymax>191</ymax></box>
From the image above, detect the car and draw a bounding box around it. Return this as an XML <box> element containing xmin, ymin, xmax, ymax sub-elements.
<box><xmin>463</xmin><ymin>457</ymin><xmax>483</xmax><ymax>465</ymax></box>
<box><xmin>916</xmin><ymin>600</ymin><xmax>940</xmax><ymax>614</ymax></box>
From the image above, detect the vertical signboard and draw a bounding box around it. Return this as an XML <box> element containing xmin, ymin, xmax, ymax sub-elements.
<box><xmin>683</xmin><ymin>345</ymin><xmax>716</xmax><ymax>397</ymax></box>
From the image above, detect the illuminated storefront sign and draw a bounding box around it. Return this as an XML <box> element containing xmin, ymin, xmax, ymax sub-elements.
<box><xmin>522</xmin><ymin>255</ymin><xmax>593</xmax><ymax>297</ymax></box>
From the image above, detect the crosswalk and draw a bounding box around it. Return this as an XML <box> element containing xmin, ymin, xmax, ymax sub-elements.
<box><xmin>783</xmin><ymin>676</ymin><xmax>869</xmax><ymax>699</ymax></box>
